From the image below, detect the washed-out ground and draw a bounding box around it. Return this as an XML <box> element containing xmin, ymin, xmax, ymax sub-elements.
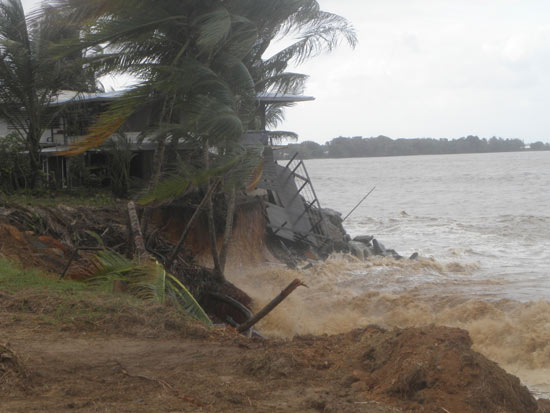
<box><xmin>1</xmin><ymin>203</ymin><xmax>549</xmax><ymax>412</ymax></box>
<box><xmin>2</xmin><ymin>287</ymin><xmax>549</xmax><ymax>413</ymax></box>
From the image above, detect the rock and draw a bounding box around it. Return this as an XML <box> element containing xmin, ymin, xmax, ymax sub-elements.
<box><xmin>353</xmin><ymin>235</ymin><xmax>374</xmax><ymax>246</ymax></box>
<box><xmin>386</xmin><ymin>249</ymin><xmax>402</xmax><ymax>260</ymax></box>
<box><xmin>332</xmin><ymin>240</ymin><xmax>349</xmax><ymax>253</ymax></box>
<box><xmin>324</xmin><ymin>219</ymin><xmax>346</xmax><ymax>243</ymax></box>
<box><xmin>348</xmin><ymin>241</ymin><xmax>367</xmax><ymax>260</ymax></box>
<box><xmin>409</xmin><ymin>252</ymin><xmax>419</xmax><ymax>261</ymax></box>
<box><xmin>321</xmin><ymin>208</ymin><xmax>343</xmax><ymax>222</ymax></box>
<box><xmin>301</xmin><ymin>262</ymin><xmax>313</xmax><ymax>270</ymax></box>
<box><xmin>372</xmin><ymin>239</ymin><xmax>386</xmax><ymax>255</ymax></box>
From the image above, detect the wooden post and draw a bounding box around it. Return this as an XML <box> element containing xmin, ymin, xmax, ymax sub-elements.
<box><xmin>236</xmin><ymin>279</ymin><xmax>306</xmax><ymax>333</ymax></box>
<box><xmin>127</xmin><ymin>201</ymin><xmax>147</xmax><ymax>260</ymax></box>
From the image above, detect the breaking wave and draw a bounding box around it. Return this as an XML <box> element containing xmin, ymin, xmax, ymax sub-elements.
<box><xmin>227</xmin><ymin>255</ymin><xmax>550</xmax><ymax>397</ymax></box>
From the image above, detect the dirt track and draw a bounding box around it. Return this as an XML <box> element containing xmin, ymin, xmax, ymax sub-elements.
<box><xmin>1</xmin><ymin>309</ymin><xmax>399</xmax><ymax>413</ymax></box>
<box><xmin>1</xmin><ymin>292</ymin><xmax>547</xmax><ymax>413</ymax></box>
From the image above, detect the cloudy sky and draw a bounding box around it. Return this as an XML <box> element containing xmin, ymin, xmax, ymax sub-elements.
<box><xmin>22</xmin><ymin>0</ymin><xmax>550</xmax><ymax>143</ymax></box>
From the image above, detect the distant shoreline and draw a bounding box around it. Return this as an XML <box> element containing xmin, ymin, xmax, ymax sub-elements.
<box><xmin>275</xmin><ymin>135</ymin><xmax>550</xmax><ymax>161</ymax></box>
<box><xmin>276</xmin><ymin>148</ymin><xmax>549</xmax><ymax>161</ymax></box>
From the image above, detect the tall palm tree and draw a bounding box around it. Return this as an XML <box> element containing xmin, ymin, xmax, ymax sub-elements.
<box><xmin>52</xmin><ymin>0</ymin><xmax>261</xmax><ymax>279</ymax></box>
<box><xmin>51</xmin><ymin>0</ymin><xmax>356</xmax><ymax>277</ymax></box>
<box><xmin>0</xmin><ymin>0</ymin><xmax>95</xmax><ymax>188</ymax></box>
<box><xmin>54</xmin><ymin>0</ymin><xmax>357</xmax><ymax>154</ymax></box>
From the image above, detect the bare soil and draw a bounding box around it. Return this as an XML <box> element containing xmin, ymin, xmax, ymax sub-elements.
<box><xmin>1</xmin><ymin>289</ymin><xmax>547</xmax><ymax>413</ymax></box>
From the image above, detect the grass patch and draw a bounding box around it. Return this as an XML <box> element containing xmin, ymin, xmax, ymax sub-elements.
<box><xmin>0</xmin><ymin>259</ymin><xmax>208</xmax><ymax>338</ymax></box>
<box><xmin>0</xmin><ymin>258</ymin><xmax>93</xmax><ymax>294</ymax></box>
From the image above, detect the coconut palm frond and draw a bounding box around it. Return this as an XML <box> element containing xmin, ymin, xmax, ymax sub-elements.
<box><xmin>138</xmin><ymin>174</ymin><xmax>195</xmax><ymax>206</ymax></box>
<box><xmin>193</xmin><ymin>7</ymin><xmax>232</xmax><ymax>51</ymax></box>
<box><xmin>256</xmin><ymin>72</ymin><xmax>309</xmax><ymax>96</ymax></box>
<box><xmin>59</xmin><ymin>111</ymin><xmax>129</xmax><ymax>155</ymax></box>
<box><xmin>165</xmin><ymin>273</ymin><xmax>211</xmax><ymax>325</ymax></box>
<box><xmin>220</xmin><ymin>143</ymin><xmax>264</xmax><ymax>190</ymax></box>
<box><xmin>264</xmin><ymin>103</ymin><xmax>294</xmax><ymax>129</ymax></box>
<box><xmin>59</xmin><ymin>85</ymin><xmax>149</xmax><ymax>155</ymax></box>
<box><xmin>224</xmin><ymin>16</ymin><xmax>258</xmax><ymax>60</ymax></box>
<box><xmin>91</xmin><ymin>250</ymin><xmax>211</xmax><ymax>325</ymax></box>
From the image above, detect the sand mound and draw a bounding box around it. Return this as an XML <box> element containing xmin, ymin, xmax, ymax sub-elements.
<box><xmin>240</xmin><ymin>326</ymin><xmax>539</xmax><ymax>412</ymax></box>
<box><xmin>350</xmin><ymin>326</ymin><xmax>537</xmax><ymax>412</ymax></box>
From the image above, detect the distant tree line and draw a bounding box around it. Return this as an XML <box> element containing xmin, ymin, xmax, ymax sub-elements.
<box><xmin>276</xmin><ymin>135</ymin><xmax>550</xmax><ymax>160</ymax></box>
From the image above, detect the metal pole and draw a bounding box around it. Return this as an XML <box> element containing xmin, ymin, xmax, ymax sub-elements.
<box><xmin>342</xmin><ymin>186</ymin><xmax>376</xmax><ymax>222</ymax></box>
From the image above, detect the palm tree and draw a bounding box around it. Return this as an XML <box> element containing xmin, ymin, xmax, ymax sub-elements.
<box><xmin>0</xmin><ymin>0</ymin><xmax>95</xmax><ymax>188</ymax></box>
<box><xmin>51</xmin><ymin>0</ymin><xmax>355</xmax><ymax>277</ymax></box>
<box><xmin>54</xmin><ymin>0</ymin><xmax>356</xmax><ymax>157</ymax></box>
<box><xmin>54</xmin><ymin>0</ymin><xmax>258</xmax><ymax>154</ymax></box>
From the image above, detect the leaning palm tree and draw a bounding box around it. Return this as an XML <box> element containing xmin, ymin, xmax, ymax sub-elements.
<box><xmin>54</xmin><ymin>0</ymin><xmax>258</xmax><ymax>157</ymax></box>
<box><xmin>0</xmin><ymin>0</ymin><xmax>96</xmax><ymax>188</ymax></box>
<box><xmin>50</xmin><ymin>0</ymin><xmax>355</xmax><ymax>278</ymax></box>
<box><xmin>51</xmin><ymin>0</ymin><xmax>261</xmax><ymax>278</ymax></box>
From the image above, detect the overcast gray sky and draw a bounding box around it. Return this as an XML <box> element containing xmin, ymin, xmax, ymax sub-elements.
<box><xmin>23</xmin><ymin>0</ymin><xmax>550</xmax><ymax>143</ymax></box>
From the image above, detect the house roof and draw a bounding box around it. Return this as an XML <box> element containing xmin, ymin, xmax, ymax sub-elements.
<box><xmin>51</xmin><ymin>90</ymin><xmax>315</xmax><ymax>106</ymax></box>
<box><xmin>51</xmin><ymin>90</ymin><xmax>127</xmax><ymax>106</ymax></box>
<box><xmin>256</xmin><ymin>92</ymin><xmax>315</xmax><ymax>104</ymax></box>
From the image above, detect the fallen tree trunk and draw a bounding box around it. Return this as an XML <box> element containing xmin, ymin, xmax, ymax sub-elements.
<box><xmin>236</xmin><ymin>279</ymin><xmax>306</xmax><ymax>333</ymax></box>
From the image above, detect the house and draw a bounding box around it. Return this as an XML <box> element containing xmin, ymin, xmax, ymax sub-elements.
<box><xmin>1</xmin><ymin>89</ymin><xmax>331</xmax><ymax>250</ymax></box>
<box><xmin>0</xmin><ymin>90</ymin><xmax>315</xmax><ymax>186</ymax></box>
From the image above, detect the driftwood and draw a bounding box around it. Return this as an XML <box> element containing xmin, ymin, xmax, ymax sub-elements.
<box><xmin>237</xmin><ymin>279</ymin><xmax>306</xmax><ymax>333</ymax></box>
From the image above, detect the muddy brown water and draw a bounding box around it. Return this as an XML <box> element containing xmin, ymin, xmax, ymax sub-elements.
<box><xmin>228</xmin><ymin>152</ymin><xmax>550</xmax><ymax>397</ymax></box>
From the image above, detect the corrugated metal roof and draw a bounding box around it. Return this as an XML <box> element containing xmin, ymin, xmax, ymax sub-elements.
<box><xmin>257</xmin><ymin>92</ymin><xmax>315</xmax><ymax>103</ymax></box>
<box><xmin>50</xmin><ymin>90</ymin><xmax>126</xmax><ymax>106</ymax></box>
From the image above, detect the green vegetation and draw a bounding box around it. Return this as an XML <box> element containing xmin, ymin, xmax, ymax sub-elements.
<box><xmin>0</xmin><ymin>1</ymin><xmax>355</xmax><ymax>287</ymax></box>
<box><xmin>0</xmin><ymin>258</ymin><xmax>202</xmax><ymax>333</ymax></box>
<box><xmin>93</xmin><ymin>250</ymin><xmax>212</xmax><ymax>325</ymax></box>
<box><xmin>277</xmin><ymin>135</ymin><xmax>543</xmax><ymax>160</ymax></box>
<box><xmin>0</xmin><ymin>0</ymin><xmax>97</xmax><ymax>189</ymax></box>
<box><xmin>0</xmin><ymin>258</ymin><xmax>91</xmax><ymax>294</ymax></box>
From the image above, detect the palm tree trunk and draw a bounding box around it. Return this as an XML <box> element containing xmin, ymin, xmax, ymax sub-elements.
<box><xmin>27</xmin><ymin>129</ymin><xmax>41</xmax><ymax>189</ymax></box>
<box><xmin>204</xmin><ymin>142</ymin><xmax>223</xmax><ymax>280</ymax></box>
<box><xmin>165</xmin><ymin>180</ymin><xmax>219</xmax><ymax>268</ymax></box>
<box><xmin>219</xmin><ymin>185</ymin><xmax>236</xmax><ymax>273</ymax></box>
